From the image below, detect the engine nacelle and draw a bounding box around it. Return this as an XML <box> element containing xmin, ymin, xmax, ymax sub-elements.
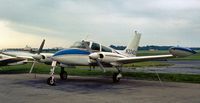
<box><xmin>32</xmin><ymin>54</ymin><xmax>43</xmax><ymax>60</ymax></box>
<box><xmin>32</xmin><ymin>54</ymin><xmax>52</xmax><ymax>64</ymax></box>
<box><xmin>89</xmin><ymin>52</ymin><xmax>124</xmax><ymax>63</ymax></box>
<box><xmin>169</xmin><ymin>47</ymin><xmax>197</xmax><ymax>57</ymax></box>
<box><xmin>89</xmin><ymin>53</ymin><xmax>104</xmax><ymax>59</ymax></box>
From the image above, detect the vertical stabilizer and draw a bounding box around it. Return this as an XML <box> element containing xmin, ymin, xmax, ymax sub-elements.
<box><xmin>123</xmin><ymin>31</ymin><xmax>141</xmax><ymax>57</ymax></box>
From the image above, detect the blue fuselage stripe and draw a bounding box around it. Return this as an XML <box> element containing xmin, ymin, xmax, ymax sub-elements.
<box><xmin>53</xmin><ymin>49</ymin><xmax>90</xmax><ymax>57</ymax></box>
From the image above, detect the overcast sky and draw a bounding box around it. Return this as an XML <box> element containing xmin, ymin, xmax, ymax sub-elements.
<box><xmin>0</xmin><ymin>0</ymin><xmax>200</xmax><ymax>49</ymax></box>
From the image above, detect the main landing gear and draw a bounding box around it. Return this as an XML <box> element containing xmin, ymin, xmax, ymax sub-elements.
<box><xmin>112</xmin><ymin>67</ymin><xmax>122</xmax><ymax>83</ymax></box>
<box><xmin>60</xmin><ymin>67</ymin><xmax>68</xmax><ymax>80</ymax></box>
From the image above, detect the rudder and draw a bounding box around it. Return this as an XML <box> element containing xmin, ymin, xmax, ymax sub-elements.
<box><xmin>123</xmin><ymin>31</ymin><xmax>141</xmax><ymax>57</ymax></box>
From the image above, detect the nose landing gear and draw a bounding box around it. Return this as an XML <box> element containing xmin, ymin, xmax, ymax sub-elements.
<box><xmin>47</xmin><ymin>76</ymin><xmax>56</xmax><ymax>86</ymax></box>
<box><xmin>47</xmin><ymin>61</ymin><xmax>57</xmax><ymax>86</ymax></box>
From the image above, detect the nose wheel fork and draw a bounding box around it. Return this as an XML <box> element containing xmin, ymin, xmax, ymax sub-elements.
<box><xmin>47</xmin><ymin>76</ymin><xmax>56</xmax><ymax>86</ymax></box>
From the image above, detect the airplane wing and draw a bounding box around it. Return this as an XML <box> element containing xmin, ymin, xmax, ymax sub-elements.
<box><xmin>0</xmin><ymin>56</ymin><xmax>28</xmax><ymax>66</ymax></box>
<box><xmin>116</xmin><ymin>47</ymin><xmax>197</xmax><ymax>64</ymax></box>
<box><xmin>1</xmin><ymin>51</ymin><xmax>34</xmax><ymax>60</ymax></box>
<box><xmin>116</xmin><ymin>54</ymin><xmax>173</xmax><ymax>64</ymax></box>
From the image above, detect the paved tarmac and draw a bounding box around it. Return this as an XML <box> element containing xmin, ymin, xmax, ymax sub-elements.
<box><xmin>0</xmin><ymin>74</ymin><xmax>200</xmax><ymax>103</ymax></box>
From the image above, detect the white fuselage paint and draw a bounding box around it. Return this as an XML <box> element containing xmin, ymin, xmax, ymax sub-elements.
<box><xmin>54</xmin><ymin>54</ymin><xmax>90</xmax><ymax>66</ymax></box>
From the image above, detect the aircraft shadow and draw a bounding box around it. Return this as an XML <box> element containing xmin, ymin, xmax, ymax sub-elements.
<box><xmin>13</xmin><ymin>76</ymin><xmax>181</xmax><ymax>94</ymax></box>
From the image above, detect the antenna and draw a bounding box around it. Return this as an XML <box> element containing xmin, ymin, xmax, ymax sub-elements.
<box><xmin>83</xmin><ymin>34</ymin><xmax>90</xmax><ymax>41</ymax></box>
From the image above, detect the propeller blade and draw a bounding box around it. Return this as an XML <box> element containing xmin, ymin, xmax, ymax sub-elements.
<box><xmin>96</xmin><ymin>59</ymin><xmax>106</xmax><ymax>72</ymax></box>
<box><xmin>38</xmin><ymin>39</ymin><xmax>45</xmax><ymax>54</ymax></box>
<box><xmin>29</xmin><ymin>60</ymin><xmax>36</xmax><ymax>73</ymax></box>
<box><xmin>82</xmin><ymin>40</ymin><xmax>106</xmax><ymax>72</ymax></box>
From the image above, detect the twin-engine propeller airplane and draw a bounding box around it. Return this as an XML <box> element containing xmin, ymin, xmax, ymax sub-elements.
<box><xmin>46</xmin><ymin>31</ymin><xmax>197</xmax><ymax>86</ymax></box>
<box><xmin>0</xmin><ymin>40</ymin><xmax>54</xmax><ymax>73</ymax></box>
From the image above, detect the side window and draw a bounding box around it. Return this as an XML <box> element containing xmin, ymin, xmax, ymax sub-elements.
<box><xmin>102</xmin><ymin>45</ymin><xmax>112</xmax><ymax>52</ymax></box>
<box><xmin>91</xmin><ymin>43</ymin><xmax>100</xmax><ymax>51</ymax></box>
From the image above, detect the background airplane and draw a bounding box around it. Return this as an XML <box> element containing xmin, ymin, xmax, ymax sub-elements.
<box><xmin>46</xmin><ymin>31</ymin><xmax>197</xmax><ymax>86</ymax></box>
<box><xmin>0</xmin><ymin>53</ymin><xmax>28</xmax><ymax>66</ymax></box>
<box><xmin>0</xmin><ymin>40</ymin><xmax>54</xmax><ymax>73</ymax></box>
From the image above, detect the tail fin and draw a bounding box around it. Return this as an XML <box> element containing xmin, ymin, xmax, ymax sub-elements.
<box><xmin>123</xmin><ymin>31</ymin><xmax>141</xmax><ymax>57</ymax></box>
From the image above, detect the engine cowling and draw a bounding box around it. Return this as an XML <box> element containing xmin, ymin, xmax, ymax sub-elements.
<box><xmin>89</xmin><ymin>53</ymin><xmax>104</xmax><ymax>60</ymax></box>
<box><xmin>32</xmin><ymin>54</ymin><xmax>43</xmax><ymax>60</ymax></box>
<box><xmin>89</xmin><ymin>52</ymin><xmax>124</xmax><ymax>63</ymax></box>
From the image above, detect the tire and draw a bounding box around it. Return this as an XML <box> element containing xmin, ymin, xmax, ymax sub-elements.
<box><xmin>47</xmin><ymin>77</ymin><xmax>56</xmax><ymax>86</ymax></box>
<box><xmin>60</xmin><ymin>71</ymin><xmax>68</xmax><ymax>80</ymax></box>
<box><xmin>112</xmin><ymin>73</ymin><xmax>121</xmax><ymax>83</ymax></box>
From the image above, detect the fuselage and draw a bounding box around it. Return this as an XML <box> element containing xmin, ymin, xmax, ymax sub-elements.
<box><xmin>52</xmin><ymin>41</ymin><xmax>121</xmax><ymax>66</ymax></box>
<box><xmin>53</xmin><ymin>48</ymin><xmax>90</xmax><ymax>66</ymax></box>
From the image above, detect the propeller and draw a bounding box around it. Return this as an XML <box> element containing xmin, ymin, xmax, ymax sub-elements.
<box><xmin>82</xmin><ymin>40</ymin><xmax>106</xmax><ymax>72</ymax></box>
<box><xmin>29</xmin><ymin>39</ymin><xmax>45</xmax><ymax>74</ymax></box>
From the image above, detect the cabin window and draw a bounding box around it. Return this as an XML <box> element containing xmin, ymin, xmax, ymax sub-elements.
<box><xmin>91</xmin><ymin>43</ymin><xmax>100</xmax><ymax>51</ymax></box>
<box><xmin>102</xmin><ymin>45</ymin><xmax>112</xmax><ymax>52</ymax></box>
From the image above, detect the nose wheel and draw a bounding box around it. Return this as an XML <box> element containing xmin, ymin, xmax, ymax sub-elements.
<box><xmin>47</xmin><ymin>76</ymin><xmax>56</xmax><ymax>86</ymax></box>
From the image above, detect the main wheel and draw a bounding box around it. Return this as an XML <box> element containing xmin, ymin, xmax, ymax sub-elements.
<box><xmin>47</xmin><ymin>77</ymin><xmax>56</xmax><ymax>86</ymax></box>
<box><xmin>60</xmin><ymin>71</ymin><xmax>68</xmax><ymax>80</ymax></box>
<box><xmin>112</xmin><ymin>73</ymin><xmax>122</xmax><ymax>83</ymax></box>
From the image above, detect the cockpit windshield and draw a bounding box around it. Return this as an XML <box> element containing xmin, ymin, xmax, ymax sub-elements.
<box><xmin>70</xmin><ymin>41</ymin><xmax>90</xmax><ymax>49</ymax></box>
<box><xmin>70</xmin><ymin>41</ymin><xmax>112</xmax><ymax>52</ymax></box>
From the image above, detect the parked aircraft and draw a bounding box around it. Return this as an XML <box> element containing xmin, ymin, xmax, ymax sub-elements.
<box><xmin>46</xmin><ymin>31</ymin><xmax>197</xmax><ymax>85</ymax></box>
<box><xmin>0</xmin><ymin>40</ymin><xmax>53</xmax><ymax>73</ymax></box>
<box><xmin>0</xmin><ymin>53</ymin><xmax>28</xmax><ymax>66</ymax></box>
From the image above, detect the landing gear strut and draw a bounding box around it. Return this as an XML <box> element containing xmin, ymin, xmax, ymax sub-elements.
<box><xmin>47</xmin><ymin>61</ymin><xmax>57</xmax><ymax>86</ymax></box>
<box><xmin>113</xmin><ymin>67</ymin><xmax>122</xmax><ymax>83</ymax></box>
<box><xmin>60</xmin><ymin>67</ymin><xmax>68</xmax><ymax>80</ymax></box>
